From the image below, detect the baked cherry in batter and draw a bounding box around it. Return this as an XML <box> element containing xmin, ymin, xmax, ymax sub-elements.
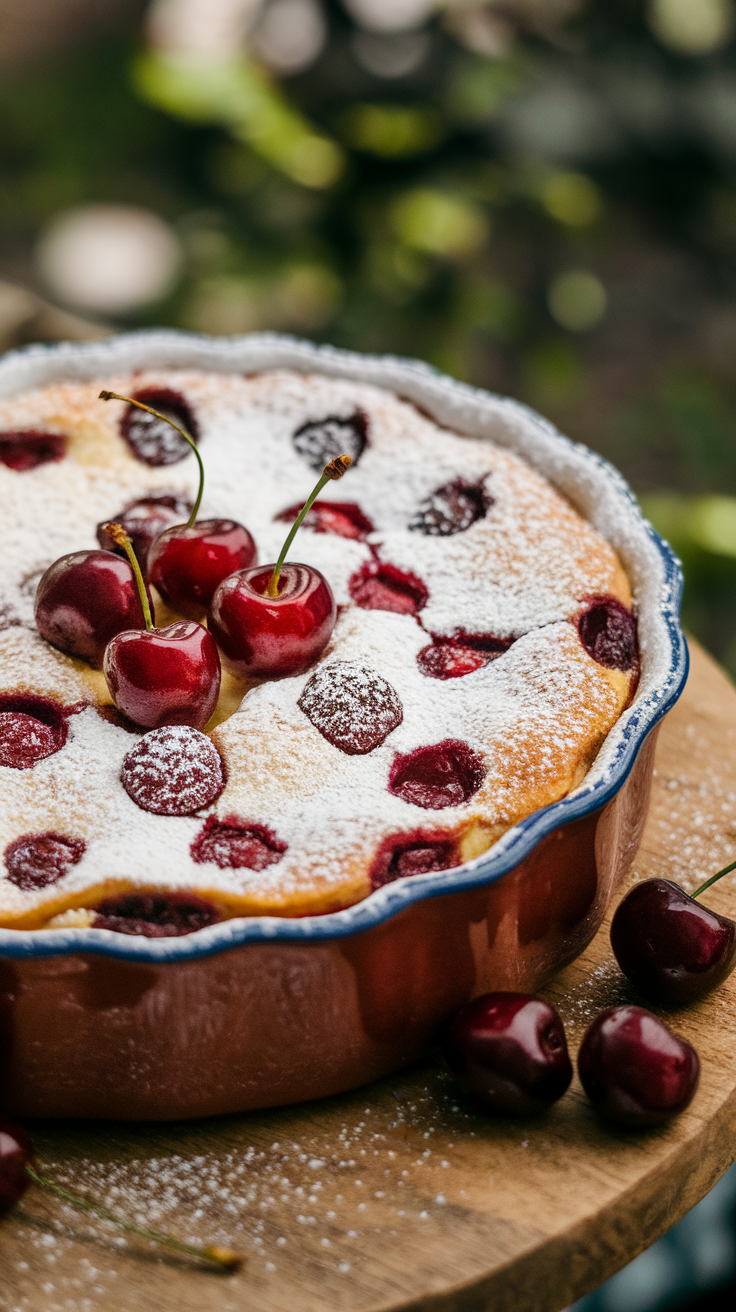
<box><xmin>610</xmin><ymin>866</ymin><xmax>736</xmax><ymax>1004</ymax></box>
<box><xmin>99</xmin><ymin>392</ymin><xmax>256</xmax><ymax>619</ymax></box>
<box><xmin>208</xmin><ymin>453</ymin><xmax>351</xmax><ymax>679</ymax></box>
<box><xmin>578</xmin><ymin>1005</ymin><xmax>699</xmax><ymax>1127</ymax></box>
<box><xmin>445</xmin><ymin>993</ymin><xmax>572</xmax><ymax>1116</ymax></box>
<box><xmin>101</xmin><ymin>523</ymin><xmax>220</xmax><ymax>731</ymax></box>
<box><xmin>34</xmin><ymin>549</ymin><xmax>150</xmax><ymax>667</ymax></box>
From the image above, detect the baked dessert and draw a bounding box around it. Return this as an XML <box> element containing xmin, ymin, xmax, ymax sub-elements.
<box><xmin>0</xmin><ymin>369</ymin><xmax>638</xmax><ymax>932</ymax></box>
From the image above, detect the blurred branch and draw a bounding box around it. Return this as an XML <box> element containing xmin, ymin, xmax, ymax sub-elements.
<box><xmin>0</xmin><ymin>281</ymin><xmax>112</xmax><ymax>354</ymax></box>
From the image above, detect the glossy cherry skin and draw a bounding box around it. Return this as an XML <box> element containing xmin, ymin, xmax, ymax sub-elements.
<box><xmin>611</xmin><ymin>879</ymin><xmax>736</xmax><ymax>1004</ymax></box>
<box><xmin>208</xmin><ymin>563</ymin><xmax>336</xmax><ymax>680</ymax></box>
<box><xmin>103</xmin><ymin>622</ymin><xmax>221</xmax><ymax>731</ymax></box>
<box><xmin>445</xmin><ymin>993</ymin><xmax>573</xmax><ymax>1116</ymax></box>
<box><xmin>34</xmin><ymin>550</ymin><xmax>150</xmax><ymax>668</ymax></box>
<box><xmin>96</xmin><ymin>492</ymin><xmax>192</xmax><ymax>573</ymax></box>
<box><xmin>578</xmin><ymin>1005</ymin><xmax>699</xmax><ymax>1128</ymax></box>
<box><xmin>148</xmin><ymin>519</ymin><xmax>257</xmax><ymax>620</ymax></box>
<box><xmin>0</xmin><ymin>1116</ymin><xmax>33</xmax><ymax>1216</ymax></box>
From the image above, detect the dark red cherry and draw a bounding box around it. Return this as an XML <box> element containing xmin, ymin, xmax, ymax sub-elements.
<box><xmin>208</xmin><ymin>562</ymin><xmax>336</xmax><ymax>680</ymax></box>
<box><xmin>34</xmin><ymin>550</ymin><xmax>150</xmax><ymax>668</ymax></box>
<box><xmin>97</xmin><ymin>492</ymin><xmax>192</xmax><ymax>573</ymax></box>
<box><xmin>5</xmin><ymin>831</ymin><xmax>85</xmax><ymax>890</ymax></box>
<box><xmin>0</xmin><ymin>430</ymin><xmax>66</xmax><ymax>471</ymax></box>
<box><xmin>191</xmin><ymin>815</ymin><xmax>287</xmax><ymax>870</ymax></box>
<box><xmin>293</xmin><ymin>411</ymin><xmax>367</xmax><ymax>471</ymax></box>
<box><xmin>410</xmin><ymin>478</ymin><xmax>493</xmax><ymax>536</ymax></box>
<box><xmin>388</xmin><ymin>739</ymin><xmax>484</xmax><ymax>809</ymax></box>
<box><xmin>578</xmin><ymin>1005</ymin><xmax>699</xmax><ymax>1128</ymax></box>
<box><xmin>578</xmin><ymin>596</ymin><xmax>638</xmax><ymax>671</ymax></box>
<box><xmin>417</xmin><ymin>631</ymin><xmax>513</xmax><ymax>679</ymax></box>
<box><xmin>610</xmin><ymin>879</ymin><xmax>736</xmax><ymax>1004</ymax></box>
<box><xmin>445</xmin><ymin>993</ymin><xmax>572</xmax><ymax>1116</ymax></box>
<box><xmin>275</xmin><ymin>500</ymin><xmax>374</xmax><ymax>541</ymax></box>
<box><xmin>92</xmin><ymin>892</ymin><xmax>221</xmax><ymax>937</ymax></box>
<box><xmin>349</xmin><ymin>560</ymin><xmax>428</xmax><ymax>615</ymax></box>
<box><xmin>370</xmin><ymin>831</ymin><xmax>458</xmax><ymax>889</ymax></box>
<box><xmin>120</xmin><ymin>388</ymin><xmax>199</xmax><ymax>466</ymax></box>
<box><xmin>298</xmin><ymin>660</ymin><xmax>403</xmax><ymax>754</ymax></box>
<box><xmin>0</xmin><ymin>1116</ymin><xmax>34</xmax><ymax>1216</ymax></box>
<box><xmin>0</xmin><ymin>694</ymin><xmax>68</xmax><ymax>769</ymax></box>
<box><xmin>120</xmin><ymin>725</ymin><xmax>225</xmax><ymax>815</ymax></box>
<box><xmin>103</xmin><ymin>621</ymin><xmax>221</xmax><ymax>731</ymax></box>
<box><xmin>148</xmin><ymin>519</ymin><xmax>257</xmax><ymax>620</ymax></box>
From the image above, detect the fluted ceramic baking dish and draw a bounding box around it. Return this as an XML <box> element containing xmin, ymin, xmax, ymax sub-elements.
<box><xmin>0</xmin><ymin>331</ymin><xmax>687</xmax><ymax>1120</ymax></box>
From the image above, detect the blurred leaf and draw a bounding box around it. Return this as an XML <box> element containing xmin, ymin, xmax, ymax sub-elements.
<box><xmin>341</xmin><ymin>104</ymin><xmax>444</xmax><ymax>158</ymax></box>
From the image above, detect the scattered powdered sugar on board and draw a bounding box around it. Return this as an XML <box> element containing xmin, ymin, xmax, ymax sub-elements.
<box><xmin>0</xmin><ymin>368</ymin><xmax>635</xmax><ymax>924</ymax></box>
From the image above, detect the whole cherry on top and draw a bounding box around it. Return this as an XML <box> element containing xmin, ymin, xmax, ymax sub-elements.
<box><xmin>610</xmin><ymin>860</ymin><xmax>736</xmax><ymax>1005</ymax></box>
<box><xmin>99</xmin><ymin>391</ymin><xmax>256</xmax><ymax>619</ymax></box>
<box><xmin>102</xmin><ymin>523</ymin><xmax>221</xmax><ymax>731</ymax></box>
<box><xmin>208</xmin><ymin>453</ymin><xmax>351</xmax><ymax>680</ymax></box>
<box><xmin>0</xmin><ymin>1114</ymin><xmax>239</xmax><ymax>1269</ymax></box>
<box><xmin>34</xmin><ymin>548</ymin><xmax>151</xmax><ymax>668</ymax></box>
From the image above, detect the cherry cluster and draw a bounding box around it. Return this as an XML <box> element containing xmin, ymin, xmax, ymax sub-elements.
<box><xmin>446</xmin><ymin>863</ymin><xmax>736</xmax><ymax>1126</ymax></box>
<box><xmin>32</xmin><ymin>392</ymin><xmax>349</xmax><ymax>731</ymax></box>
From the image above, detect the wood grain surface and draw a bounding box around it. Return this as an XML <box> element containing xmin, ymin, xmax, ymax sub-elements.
<box><xmin>3</xmin><ymin>639</ymin><xmax>736</xmax><ymax>1312</ymax></box>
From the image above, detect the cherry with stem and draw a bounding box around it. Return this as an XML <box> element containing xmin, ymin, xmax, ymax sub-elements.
<box><xmin>610</xmin><ymin>857</ymin><xmax>736</xmax><ymax>1004</ymax></box>
<box><xmin>99</xmin><ymin>392</ymin><xmax>256</xmax><ymax>619</ymax></box>
<box><xmin>102</xmin><ymin>523</ymin><xmax>221</xmax><ymax>732</ymax></box>
<box><xmin>208</xmin><ymin>454</ymin><xmax>351</xmax><ymax>680</ymax></box>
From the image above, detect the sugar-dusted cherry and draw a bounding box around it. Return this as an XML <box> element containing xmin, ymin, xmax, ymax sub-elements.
<box><xmin>577</xmin><ymin>596</ymin><xmax>638</xmax><ymax>671</ymax></box>
<box><xmin>445</xmin><ymin>993</ymin><xmax>573</xmax><ymax>1116</ymax></box>
<box><xmin>298</xmin><ymin>660</ymin><xmax>403</xmax><ymax>754</ymax></box>
<box><xmin>275</xmin><ymin>499</ymin><xmax>373</xmax><ymax>541</ymax></box>
<box><xmin>417</xmin><ymin>631</ymin><xmax>513</xmax><ymax>679</ymax></box>
<box><xmin>120</xmin><ymin>725</ymin><xmax>225</xmax><ymax>815</ymax></box>
<box><xmin>410</xmin><ymin>477</ymin><xmax>493</xmax><ymax>536</ymax></box>
<box><xmin>0</xmin><ymin>1116</ymin><xmax>238</xmax><ymax>1267</ymax></box>
<box><xmin>349</xmin><ymin>558</ymin><xmax>428</xmax><ymax>615</ymax></box>
<box><xmin>34</xmin><ymin>549</ymin><xmax>150</xmax><ymax>668</ymax></box>
<box><xmin>118</xmin><ymin>386</ymin><xmax>199</xmax><ymax>466</ymax></box>
<box><xmin>208</xmin><ymin>453</ymin><xmax>351</xmax><ymax>680</ymax></box>
<box><xmin>0</xmin><ymin>694</ymin><xmax>69</xmax><ymax>769</ymax></box>
<box><xmin>370</xmin><ymin>831</ymin><xmax>459</xmax><ymax>889</ymax></box>
<box><xmin>100</xmin><ymin>391</ymin><xmax>256</xmax><ymax>619</ymax></box>
<box><xmin>292</xmin><ymin>411</ymin><xmax>367</xmax><ymax>471</ymax></box>
<box><xmin>0</xmin><ymin>430</ymin><xmax>66</xmax><ymax>472</ymax></box>
<box><xmin>610</xmin><ymin>866</ymin><xmax>736</xmax><ymax>1004</ymax></box>
<box><xmin>101</xmin><ymin>523</ymin><xmax>220</xmax><ymax>731</ymax></box>
<box><xmin>578</xmin><ymin>1005</ymin><xmax>699</xmax><ymax>1128</ymax></box>
<box><xmin>4</xmin><ymin>831</ymin><xmax>85</xmax><ymax>890</ymax></box>
<box><xmin>97</xmin><ymin>491</ymin><xmax>192</xmax><ymax>573</ymax></box>
<box><xmin>388</xmin><ymin>739</ymin><xmax>484</xmax><ymax>809</ymax></box>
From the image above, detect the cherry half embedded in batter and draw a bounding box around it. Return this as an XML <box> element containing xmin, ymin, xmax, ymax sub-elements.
<box><xmin>610</xmin><ymin>860</ymin><xmax>736</xmax><ymax>1004</ymax></box>
<box><xmin>34</xmin><ymin>549</ymin><xmax>151</xmax><ymax>668</ymax></box>
<box><xmin>0</xmin><ymin>694</ymin><xmax>68</xmax><ymax>769</ymax></box>
<box><xmin>410</xmin><ymin>477</ymin><xmax>493</xmax><ymax>536</ymax></box>
<box><xmin>191</xmin><ymin>815</ymin><xmax>287</xmax><ymax>870</ymax></box>
<box><xmin>101</xmin><ymin>523</ymin><xmax>221</xmax><ymax>731</ymax></box>
<box><xmin>120</xmin><ymin>725</ymin><xmax>225</xmax><ymax>815</ymax></box>
<box><xmin>445</xmin><ymin>993</ymin><xmax>573</xmax><ymax>1116</ymax></box>
<box><xmin>370</xmin><ymin>832</ymin><xmax>459</xmax><ymax>889</ymax></box>
<box><xmin>275</xmin><ymin>500</ymin><xmax>374</xmax><ymax>541</ymax></box>
<box><xmin>417</xmin><ymin>631</ymin><xmax>513</xmax><ymax>680</ymax></box>
<box><xmin>0</xmin><ymin>430</ymin><xmax>66</xmax><ymax>472</ymax></box>
<box><xmin>578</xmin><ymin>596</ymin><xmax>638</xmax><ymax>671</ymax></box>
<box><xmin>118</xmin><ymin>386</ymin><xmax>199</xmax><ymax>466</ymax></box>
<box><xmin>298</xmin><ymin>660</ymin><xmax>403</xmax><ymax>754</ymax></box>
<box><xmin>0</xmin><ymin>1115</ymin><xmax>239</xmax><ymax>1268</ymax></box>
<box><xmin>293</xmin><ymin>410</ymin><xmax>367</xmax><ymax>471</ymax></box>
<box><xmin>92</xmin><ymin>891</ymin><xmax>221</xmax><ymax>937</ymax></box>
<box><xmin>4</xmin><ymin>831</ymin><xmax>85</xmax><ymax>890</ymax></box>
<box><xmin>208</xmin><ymin>454</ymin><xmax>351</xmax><ymax>680</ymax></box>
<box><xmin>578</xmin><ymin>1005</ymin><xmax>699</xmax><ymax>1128</ymax></box>
<box><xmin>97</xmin><ymin>491</ymin><xmax>193</xmax><ymax>573</ymax></box>
<box><xmin>349</xmin><ymin>559</ymin><xmax>428</xmax><ymax>616</ymax></box>
<box><xmin>100</xmin><ymin>392</ymin><xmax>257</xmax><ymax>620</ymax></box>
<box><xmin>388</xmin><ymin>739</ymin><xmax>485</xmax><ymax>809</ymax></box>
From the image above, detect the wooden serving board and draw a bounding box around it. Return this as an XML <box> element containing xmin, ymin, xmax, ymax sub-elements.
<box><xmin>3</xmin><ymin>639</ymin><xmax>736</xmax><ymax>1312</ymax></box>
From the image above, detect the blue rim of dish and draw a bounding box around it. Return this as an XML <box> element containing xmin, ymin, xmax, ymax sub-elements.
<box><xmin>0</xmin><ymin>334</ymin><xmax>689</xmax><ymax>962</ymax></box>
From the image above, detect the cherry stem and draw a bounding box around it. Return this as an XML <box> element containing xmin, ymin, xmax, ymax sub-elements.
<box><xmin>691</xmin><ymin>857</ymin><xmax>736</xmax><ymax>900</ymax></box>
<box><xmin>99</xmin><ymin>391</ymin><xmax>203</xmax><ymax>527</ymax></box>
<box><xmin>25</xmin><ymin>1166</ymin><xmax>239</xmax><ymax>1271</ymax></box>
<box><xmin>266</xmin><ymin>453</ymin><xmax>352</xmax><ymax>598</ymax></box>
<box><xmin>102</xmin><ymin>522</ymin><xmax>154</xmax><ymax>631</ymax></box>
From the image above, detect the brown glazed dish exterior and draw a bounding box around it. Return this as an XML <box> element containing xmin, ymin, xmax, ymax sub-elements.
<box><xmin>0</xmin><ymin>730</ymin><xmax>657</xmax><ymax>1121</ymax></box>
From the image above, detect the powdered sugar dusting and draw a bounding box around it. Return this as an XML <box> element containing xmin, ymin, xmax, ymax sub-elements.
<box><xmin>0</xmin><ymin>367</ymin><xmax>636</xmax><ymax>926</ymax></box>
<box><xmin>120</xmin><ymin>727</ymin><xmax>225</xmax><ymax>816</ymax></box>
